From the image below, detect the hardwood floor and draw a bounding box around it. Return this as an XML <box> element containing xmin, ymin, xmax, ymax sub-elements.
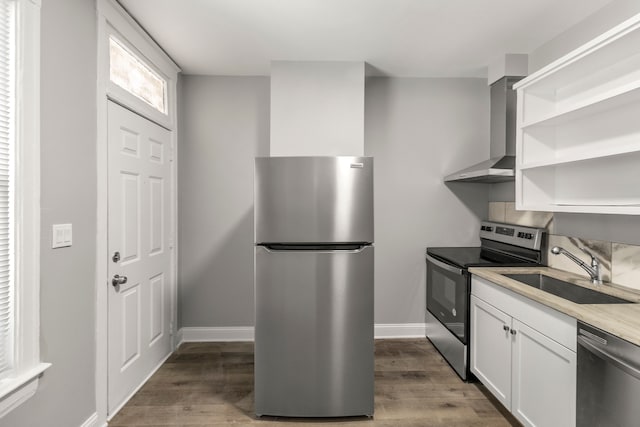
<box><xmin>109</xmin><ymin>339</ymin><xmax>519</xmax><ymax>426</ymax></box>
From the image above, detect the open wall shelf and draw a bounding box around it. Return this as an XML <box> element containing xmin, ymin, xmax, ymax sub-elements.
<box><xmin>515</xmin><ymin>13</ymin><xmax>640</xmax><ymax>215</ymax></box>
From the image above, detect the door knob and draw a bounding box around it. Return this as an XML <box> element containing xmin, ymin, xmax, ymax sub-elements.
<box><xmin>112</xmin><ymin>274</ymin><xmax>128</xmax><ymax>287</ymax></box>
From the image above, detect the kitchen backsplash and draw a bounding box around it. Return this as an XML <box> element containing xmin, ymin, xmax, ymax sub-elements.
<box><xmin>489</xmin><ymin>202</ymin><xmax>640</xmax><ymax>292</ymax></box>
<box><xmin>488</xmin><ymin>202</ymin><xmax>554</xmax><ymax>230</ymax></box>
<box><xmin>547</xmin><ymin>235</ymin><xmax>612</xmax><ymax>283</ymax></box>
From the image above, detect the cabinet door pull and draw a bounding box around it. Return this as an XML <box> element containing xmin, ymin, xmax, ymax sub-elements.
<box><xmin>510</xmin><ymin>329</ymin><xmax>517</xmax><ymax>336</ymax></box>
<box><xmin>503</xmin><ymin>325</ymin><xmax>510</xmax><ymax>332</ymax></box>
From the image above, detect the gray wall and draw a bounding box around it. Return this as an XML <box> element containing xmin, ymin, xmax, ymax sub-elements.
<box><xmin>178</xmin><ymin>76</ymin><xmax>270</xmax><ymax>327</ymax></box>
<box><xmin>489</xmin><ymin>181</ymin><xmax>515</xmax><ymax>202</ymax></box>
<box><xmin>270</xmin><ymin>61</ymin><xmax>365</xmax><ymax>156</ymax></box>
<box><xmin>1</xmin><ymin>0</ymin><xmax>97</xmax><ymax>426</ymax></box>
<box><xmin>365</xmin><ymin>77</ymin><xmax>489</xmax><ymax>323</ymax></box>
<box><xmin>529</xmin><ymin>0</ymin><xmax>640</xmax><ymax>73</ymax></box>
<box><xmin>178</xmin><ymin>76</ymin><xmax>489</xmax><ymax>327</ymax></box>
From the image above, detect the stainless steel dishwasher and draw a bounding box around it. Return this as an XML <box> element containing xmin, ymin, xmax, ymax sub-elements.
<box><xmin>577</xmin><ymin>321</ymin><xmax>640</xmax><ymax>426</ymax></box>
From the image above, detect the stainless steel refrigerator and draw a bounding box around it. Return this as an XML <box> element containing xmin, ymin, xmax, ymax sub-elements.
<box><xmin>254</xmin><ymin>156</ymin><xmax>374</xmax><ymax>418</ymax></box>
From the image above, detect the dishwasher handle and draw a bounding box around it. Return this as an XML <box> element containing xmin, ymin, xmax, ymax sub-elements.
<box><xmin>578</xmin><ymin>334</ymin><xmax>640</xmax><ymax>380</ymax></box>
<box><xmin>426</xmin><ymin>254</ymin><xmax>464</xmax><ymax>276</ymax></box>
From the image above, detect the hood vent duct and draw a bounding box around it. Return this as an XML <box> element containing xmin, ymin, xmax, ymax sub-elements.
<box><xmin>445</xmin><ymin>76</ymin><xmax>523</xmax><ymax>183</ymax></box>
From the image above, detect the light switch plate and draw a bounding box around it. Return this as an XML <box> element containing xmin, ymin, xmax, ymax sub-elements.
<box><xmin>52</xmin><ymin>224</ymin><xmax>72</xmax><ymax>248</ymax></box>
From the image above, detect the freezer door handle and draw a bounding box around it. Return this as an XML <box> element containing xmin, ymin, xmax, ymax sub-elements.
<box><xmin>259</xmin><ymin>243</ymin><xmax>370</xmax><ymax>253</ymax></box>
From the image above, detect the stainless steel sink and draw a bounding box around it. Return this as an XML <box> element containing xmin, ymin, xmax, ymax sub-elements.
<box><xmin>503</xmin><ymin>273</ymin><xmax>632</xmax><ymax>304</ymax></box>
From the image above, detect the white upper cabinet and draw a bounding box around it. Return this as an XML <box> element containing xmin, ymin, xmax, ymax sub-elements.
<box><xmin>514</xmin><ymin>13</ymin><xmax>640</xmax><ymax>214</ymax></box>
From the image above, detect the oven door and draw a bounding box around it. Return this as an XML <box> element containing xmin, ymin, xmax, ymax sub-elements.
<box><xmin>426</xmin><ymin>254</ymin><xmax>469</xmax><ymax>344</ymax></box>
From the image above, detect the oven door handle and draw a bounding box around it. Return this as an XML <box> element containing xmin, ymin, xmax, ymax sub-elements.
<box><xmin>426</xmin><ymin>254</ymin><xmax>464</xmax><ymax>275</ymax></box>
<box><xmin>578</xmin><ymin>335</ymin><xmax>640</xmax><ymax>380</ymax></box>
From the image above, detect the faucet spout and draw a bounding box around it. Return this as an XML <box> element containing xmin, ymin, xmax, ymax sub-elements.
<box><xmin>551</xmin><ymin>246</ymin><xmax>602</xmax><ymax>284</ymax></box>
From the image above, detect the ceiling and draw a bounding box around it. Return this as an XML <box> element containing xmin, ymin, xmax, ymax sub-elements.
<box><xmin>118</xmin><ymin>0</ymin><xmax>613</xmax><ymax>77</ymax></box>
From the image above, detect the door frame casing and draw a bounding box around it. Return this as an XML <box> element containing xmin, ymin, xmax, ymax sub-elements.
<box><xmin>95</xmin><ymin>0</ymin><xmax>180</xmax><ymax>424</ymax></box>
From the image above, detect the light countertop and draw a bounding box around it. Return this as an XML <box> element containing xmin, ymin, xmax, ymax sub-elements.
<box><xmin>469</xmin><ymin>266</ymin><xmax>640</xmax><ymax>347</ymax></box>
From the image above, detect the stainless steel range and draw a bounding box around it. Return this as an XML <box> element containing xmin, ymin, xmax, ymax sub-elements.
<box><xmin>425</xmin><ymin>221</ymin><xmax>546</xmax><ymax>381</ymax></box>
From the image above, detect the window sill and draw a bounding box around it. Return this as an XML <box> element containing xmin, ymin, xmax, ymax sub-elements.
<box><xmin>0</xmin><ymin>363</ymin><xmax>51</xmax><ymax>418</ymax></box>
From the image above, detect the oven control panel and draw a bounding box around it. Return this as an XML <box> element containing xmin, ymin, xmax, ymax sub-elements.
<box><xmin>479</xmin><ymin>221</ymin><xmax>545</xmax><ymax>250</ymax></box>
<box><xmin>517</xmin><ymin>231</ymin><xmax>535</xmax><ymax>240</ymax></box>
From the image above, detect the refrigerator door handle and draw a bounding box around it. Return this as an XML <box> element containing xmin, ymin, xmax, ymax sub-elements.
<box><xmin>260</xmin><ymin>243</ymin><xmax>371</xmax><ymax>253</ymax></box>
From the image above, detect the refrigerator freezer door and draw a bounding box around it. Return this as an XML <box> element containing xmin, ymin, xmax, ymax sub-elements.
<box><xmin>254</xmin><ymin>245</ymin><xmax>374</xmax><ymax>417</ymax></box>
<box><xmin>255</xmin><ymin>156</ymin><xmax>373</xmax><ymax>244</ymax></box>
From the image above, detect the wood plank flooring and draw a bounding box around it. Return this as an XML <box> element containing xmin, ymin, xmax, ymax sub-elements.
<box><xmin>109</xmin><ymin>339</ymin><xmax>520</xmax><ymax>426</ymax></box>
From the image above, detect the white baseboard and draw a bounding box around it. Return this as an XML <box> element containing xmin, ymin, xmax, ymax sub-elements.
<box><xmin>79</xmin><ymin>412</ymin><xmax>102</xmax><ymax>427</ymax></box>
<box><xmin>374</xmin><ymin>323</ymin><xmax>426</xmax><ymax>338</ymax></box>
<box><xmin>175</xmin><ymin>327</ymin><xmax>184</xmax><ymax>348</ymax></box>
<box><xmin>178</xmin><ymin>324</ymin><xmax>426</xmax><ymax>344</ymax></box>
<box><xmin>179</xmin><ymin>326</ymin><xmax>254</xmax><ymax>344</ymax></box>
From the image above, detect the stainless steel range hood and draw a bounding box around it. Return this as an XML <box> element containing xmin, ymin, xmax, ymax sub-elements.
<box><xmin>445</xmin><ymin>76</ymin><xmax>523</xmax><ymax>183</ymax></box>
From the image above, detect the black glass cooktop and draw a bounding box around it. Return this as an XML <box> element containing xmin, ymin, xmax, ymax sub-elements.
<box><xmin>426</xmin><ymin>246</ymin><xmax>539</xmax><ymax>269</ymax></box>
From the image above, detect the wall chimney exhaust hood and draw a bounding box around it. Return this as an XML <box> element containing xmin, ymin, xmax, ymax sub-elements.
<box><xmin>444</xmin><ymin>76</ymin><xmax>523</xmax><ymax>183</ymax></box>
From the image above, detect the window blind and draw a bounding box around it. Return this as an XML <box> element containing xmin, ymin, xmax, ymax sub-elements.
<box><xmin>0</xmin><ymin>0</ymin><xmax>15</xmax><ymax>378</ymax></box>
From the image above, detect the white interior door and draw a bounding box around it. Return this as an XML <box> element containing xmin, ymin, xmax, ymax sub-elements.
<box><xmin>107</xmin><ymin>100</ymin><xmax>173</xmax><ymax>415</ymax></box>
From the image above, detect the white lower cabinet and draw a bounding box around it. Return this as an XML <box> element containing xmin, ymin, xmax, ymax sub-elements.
<box><xmin>470</xmin><ymin>295</ymin><xmax>512</xmax><ymax>408</ymax></box>
<box><xmin>471</xmin><ymin>277</ymin><xmax>576</xmax><ymax>427</ymax></box>
<box><xmin>511</xmin><ymin>319</ymin><xmax>576</xmax><ymax>427</ymax></box>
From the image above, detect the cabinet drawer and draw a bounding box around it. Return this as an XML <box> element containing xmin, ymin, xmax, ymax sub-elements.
<box><xmin>472</xmin><ymin>276</ymin><xmax>577</xmax><ymax>351</ymax></box>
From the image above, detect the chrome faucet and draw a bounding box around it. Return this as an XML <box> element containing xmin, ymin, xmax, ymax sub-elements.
<box><xmin>551</xmin><ymin>246</ymin><xmax>602</xmax><ymax>284</ymax></box>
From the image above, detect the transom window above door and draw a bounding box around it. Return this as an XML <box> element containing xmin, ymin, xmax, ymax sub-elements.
<box><xmin>109</xmin><ymin>35</ymin><xmax>167</xmax><ymax>114</ymax></box>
